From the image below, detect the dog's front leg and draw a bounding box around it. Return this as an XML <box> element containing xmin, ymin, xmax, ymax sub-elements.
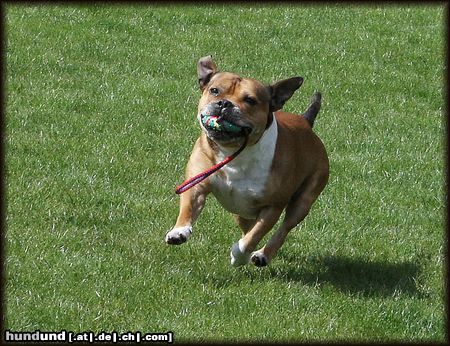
<box><xmin>165</xmin><ymin>186</ymin><xmax>208</xmax><ymax>245</ymax></box>
<box><xmin>230</xmin><ymin>207</ymin><xmax>282</xmax><ymax>266</ymax></box>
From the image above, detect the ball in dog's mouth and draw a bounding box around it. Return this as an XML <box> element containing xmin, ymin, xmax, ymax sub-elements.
<box><xmin>200</xmin><ymin>112</ymin><xmax>251</xmax><ymax>141</ymax></box>
<box><xmin>201</xmin><ymin>114</ymin><xmax>242</xmax><ymax>133</ymax></box>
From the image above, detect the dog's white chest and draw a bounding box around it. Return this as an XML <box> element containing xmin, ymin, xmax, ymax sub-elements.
<box><xmin>210</xmin><ymin>117</ymin><xmax>278</xmax><ymax>219</ymax></box>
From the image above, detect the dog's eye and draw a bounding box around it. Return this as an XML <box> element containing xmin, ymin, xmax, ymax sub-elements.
<box><xmin>244</xmin><ymin>96</ymin><xmax>257</xmax><ymax>106</ymax></box>
<box><xmin>209</xmin><ymin>87</ymin><xmax>220</xmax><ymax>96</ymax></box>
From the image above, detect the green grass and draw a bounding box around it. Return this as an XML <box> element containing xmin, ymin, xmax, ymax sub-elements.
<box><xmin>4</xmin><ymin>3</ymin><xmax>445</xmax><ymax>343</ymax></box>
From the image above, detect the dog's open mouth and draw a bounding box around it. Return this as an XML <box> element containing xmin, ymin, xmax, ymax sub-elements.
<box><xmin>200</xmin><ymin>113</ymin><xmax>251</xmax><ymax>141</ymax></box>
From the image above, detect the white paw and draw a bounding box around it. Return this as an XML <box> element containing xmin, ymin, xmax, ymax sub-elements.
<box><xmin>250</xmin><ymin>251</ymin><xmax>268</xmax><ymax>267</ymax></box>
<box><xmin>230</xmin><ymin>240</ymin><xmax>251</xmax><ymax>266</ymax></box>
<box><xmin>165</xmin><ymin>226</ymin><xmax>192</xmax><ymax>245</ymax></box>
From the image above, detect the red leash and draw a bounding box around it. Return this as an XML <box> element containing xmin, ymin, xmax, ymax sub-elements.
<box><xmin>175</xmin><ymin>135</ymin><xmax>248</xmax><ymax>194</ymax></box>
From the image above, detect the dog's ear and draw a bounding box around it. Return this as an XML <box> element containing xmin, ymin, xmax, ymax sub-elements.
<box><xmin>269</xmin><ymin>77</ymin><xmax>303</xmax><ymax>112</ymax></box>
<box><xmin>197</xmin><ymin>55</ymin><xmax>217</xmax><ymax>90</ymax></box>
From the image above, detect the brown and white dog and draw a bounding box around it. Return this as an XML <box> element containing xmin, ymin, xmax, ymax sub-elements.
<box><xmin>165</xmin><ymin>55</ymin><xmax>329</xmax><ymax>267</ymax></box>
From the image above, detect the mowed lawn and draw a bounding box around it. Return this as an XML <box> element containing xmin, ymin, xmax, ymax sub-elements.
<box><xmin>5</xmin><ymin>4</ymin><xmax>445</xmax><ymax>343</ymax></box>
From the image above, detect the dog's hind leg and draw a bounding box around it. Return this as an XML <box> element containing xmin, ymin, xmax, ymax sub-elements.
<box><xmin>230</xmin><ymin>208</ymin><xmax>283</xmax><ymax>266</ymax></box>
<box><xmin>251</xmin><ymin>173</ymin><xmax>328</xmax><ymax>266</ymax></box>
<box><xmin>234</xmin><ymin>215</ymin><xmax>257</xmax><ymax>235</ymax></box>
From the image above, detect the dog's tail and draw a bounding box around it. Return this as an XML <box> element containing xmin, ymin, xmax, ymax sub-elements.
<box><xmin>303</xmin><ymin>92</ymin><xmax>322</xmax><ymax>128</ymax></box>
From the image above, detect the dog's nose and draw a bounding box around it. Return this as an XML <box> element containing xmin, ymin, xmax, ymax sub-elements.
<box><xmin>217</xmin><ymin>99</ymin><xmax>233</xmax><ymax>109</ymax></box>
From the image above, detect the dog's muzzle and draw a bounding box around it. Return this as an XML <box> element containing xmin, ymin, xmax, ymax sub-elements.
<box><xmin>199</xmin><ymin>100</ymin><xmax>252</xmax><ymax>142</ymax></box>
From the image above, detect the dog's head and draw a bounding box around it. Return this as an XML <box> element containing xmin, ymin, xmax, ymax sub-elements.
<box><xmin>196</xmin><ymin>55</ymin><xmax>303</xmax><ymax>147</ymax></box>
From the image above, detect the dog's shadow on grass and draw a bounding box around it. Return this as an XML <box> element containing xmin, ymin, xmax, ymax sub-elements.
<box><xmin>203</xmin><ymin>253</ymin><xmax>425</xmax><ymax>298</ymax></box>
<box><xmin>266</xmin><ymin>252</ymin><xmax>424</xmax><ymax>298</ymax></box>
